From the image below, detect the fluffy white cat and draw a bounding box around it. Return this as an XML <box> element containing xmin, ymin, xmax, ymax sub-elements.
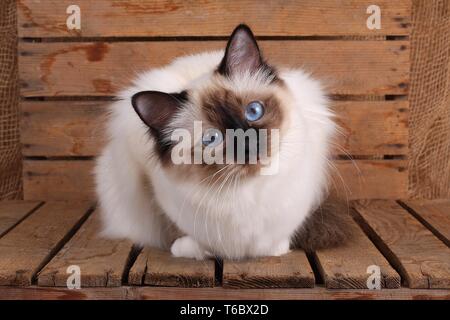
<box><xmin>95</xmin><ymin>24</ymin><xmax>343</xmax><ymax>260</ymax></box>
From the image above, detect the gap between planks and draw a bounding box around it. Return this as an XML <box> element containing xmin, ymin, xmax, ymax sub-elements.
<box><xmin>0</xmin><ymin>201</ymin><xmax>94</xmax><ymax>286</ymax></box>
<box><xmin>353</xmin><ymin>200</ymin><xmax>450</xmax><ymax>289</ymax></box>
<box><xmin>18</xmin><ymin>41</ymin><xmax>409</xmax><ymax>97</ymax></box>
<box><xmin>313</xmin><ymin>203</ymin><xmax>400</xmax><ymax>289</ymax></box>
<box><xmin>398</xmin><ymin>200</ymin><xmax>450</xmax><ymax>247</ymax></box>
<box><xmin>37</xmin><ymin>210</ymin><xmax>135</xmax><ymax>287</ymax></box>
<box><xmin>1</xmin><ymin>200</ymin><xmax>450</xmax><ymax>290</ymax></box>
<box><xmin>0</xmin><ymin>201</ymin><xmax>43</xmax><ymax>238</ymax></box>
<box><xmin>20</xmin><ymin>100</ymin><xmax>409</xmax><ymax>157</ymax></box>
<box><xmin>19</xmin><ymin>35</ymin><xmax>410</xmax><ymax>43</ymax></box>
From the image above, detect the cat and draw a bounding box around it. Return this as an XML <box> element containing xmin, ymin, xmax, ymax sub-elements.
<box><xmin>94</xmin><ymin>24</ymin><xmax>351</xmax><ymax>260</ymax></box>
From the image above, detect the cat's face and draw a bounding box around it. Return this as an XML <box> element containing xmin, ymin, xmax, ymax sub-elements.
<box><xmin>132</xmin><ymin>25</ymin><xmax>293</xmax><ymax>181</ymax></box>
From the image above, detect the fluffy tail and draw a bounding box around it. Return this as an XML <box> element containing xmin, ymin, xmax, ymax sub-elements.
<box><xmin>291</xmin><ymin>195</ymin><xmax>354</xmax><ymax>252</ymax></box>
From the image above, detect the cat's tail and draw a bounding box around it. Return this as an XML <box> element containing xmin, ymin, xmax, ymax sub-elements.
<box><xmin>291</xmin><ymin>195</ymin><xmax>354</xmax><ymax>253</ymax></box>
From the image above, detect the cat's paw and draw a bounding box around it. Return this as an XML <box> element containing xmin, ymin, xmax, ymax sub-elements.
<box><xmin>270</xmin><ymin>239</ymin><xmax>291</xmax><ymax>256</ymax></box>
<box><xmin>170</xmin><ymin>236</ymin><xmax>207</xmax><ymax>260</ymax></box>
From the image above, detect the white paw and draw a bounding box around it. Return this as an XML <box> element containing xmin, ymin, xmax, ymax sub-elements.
<box><xmin>270</xmin><ymin>239</ymin><xmax>291</xmax><ymax>256</ymax></box>
<box><xmin>170</xmin><ymin>236</ymin><xmax>207</xmax><ymax>260</ymax></box>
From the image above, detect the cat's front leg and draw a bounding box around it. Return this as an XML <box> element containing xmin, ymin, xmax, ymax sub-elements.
<box><xmin>170</xmin><ymin>236</ymin><xmax>210</xmax><ymax>260</ymax></box>
<box><xmin>254</xmin><ymin>238</ymin><xmax>291</xmax><ymax>257</ymax></box>
<box><xmin>271</xmin><ymin>239</ymin><xmax>291</xmax><ymax>256</ymax></box>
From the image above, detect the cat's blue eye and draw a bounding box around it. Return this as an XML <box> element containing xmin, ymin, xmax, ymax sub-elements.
<box><xmin>202</xmin><ymin>128</ymin><xmax>223</xmax><ymax>147</ymax></box>
<box><xmin>245</xmin><ymin>101</ymin><xmax>265</xmax><ymax>122</ymax></box>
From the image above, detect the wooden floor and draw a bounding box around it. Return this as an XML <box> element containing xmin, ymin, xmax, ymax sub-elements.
<box><xmin>0</xmin><ymin>200</ymin><xmax>449</xmax><ymax>300</ymax></box>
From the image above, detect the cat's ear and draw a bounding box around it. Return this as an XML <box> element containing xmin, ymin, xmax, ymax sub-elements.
<box><xmin>218</xmin><ymin>24</ymin><xmax>263</xmax><ymax>76</ymax></box>
<box><xmin>131</xmin><ymin>91</ymin><xmax>185</xmax><ymax>133</ymax></box>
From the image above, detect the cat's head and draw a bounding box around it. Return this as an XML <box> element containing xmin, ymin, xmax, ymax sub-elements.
<box><xmin>131</xmin><ymin>25</ymin><xmax>296</xmax><ymax>180</ymax></box>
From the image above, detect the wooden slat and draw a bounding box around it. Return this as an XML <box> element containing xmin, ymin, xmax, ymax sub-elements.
<box><xmin>0</xmin><ymin>201</ymin><xmax>92</xmax><ymax>286</ymax></box>
<box><xmin>128</xmin><ymin>247</ymin><xmax>215</xmax><ymax>287</ymax></box>
<box><xmin>0</xmin><ymin>201</ymin><xmax>41</xmax><ymax>238</ymax></box>
<box><xmin>21</xmin><ymin>101</ymin><xmax>107</xmax><ymax>157</ymax></box>
<box><xmin>353</xmin><ymin>200</ymin><xmax>450</xmax><ymax>289</ymax></box>
<box><xmin>315</xmin><ymin>213</ymin><xmax>400</xmax><ymax>289</ymax></box>
<box><xmin>332</xmin><ymin>101</ymin><xmax>408</xmax><ymax>155</ymax></box>
<box><xmin>23</xmin><ymin>160</ymin><xmax>95</xmax><ymax>201</ymax></box>
<box><xmin>38</xmin><ymin>210</ymin><xmax>134</xmax><ymax>287</ymax></box>
<box><xmin>330</xmin><ymin>159</ymin><xmax>408</xmax><ymax>200</ymax></box>
<box><xmin>222</xmin><ymin>250</ymin><xmax>315</xmax><ymax>288</ymax></box>
<box><xmin>18</xmin><ymin>0</ymin><xmax>412</xmax><ymax>38</ymax></box>
<box><xmin>19</xmin><ymin>41</ymin><xmax>409</xmax><ymax>97</ymax></box>
<box><xmin>399</xmin><ymin>200</ymin><xmax>450</xmax><ymax>247</ymax></box>
<box><xmin>1</xmin><ymin>286</ymin><xmax>450</xmax><ymax>301</ymax></box>
<box><xmin>21</xmin><ymin>100</ymin><xmax>409</xmax><ymax>157</ymax></box>
<box><xmin>22</xmin><ymin>159</ymin><xmax>408</xmax><ymax>201</ymax></box>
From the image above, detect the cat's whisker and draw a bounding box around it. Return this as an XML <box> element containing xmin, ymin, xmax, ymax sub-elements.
<box><xmin>193</xmin><ymin>164</ymin><xmax>234</xmax><ymax>254</ymax></box>
<box><xmin>206</xmin><ymin>165</ymin><xmax>236</xmax><ymax>254</ymax></box>
<box><xmin>96</xmin><ymin>23</ymin><xmax>350</xmax><ymax>261</ymax></box>
<box><xmin>214</xmin><ymin>167</ymin><xmax>239</xmax><ymax>258</ymax></box>
<box><xmin>174</xmin><ymin>163</ymin><xmax>233</xmax><ymax>231</ymax></box>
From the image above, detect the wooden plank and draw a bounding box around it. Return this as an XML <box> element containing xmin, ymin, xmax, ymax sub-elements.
<box><xmin>1</xmin><ymin>286</ymin><xmax>449</xmax><ymax>301</ymax></box>
<box><xmin>315</xmin><ymin>213</ymin><xmax>400</xmax><ymax>289</ymax></box>
<box><xmin>0</xmin><ymin>201</ymin><xmax>42</xmax><ymax>238</ymax></box>
<box><xmin>128</xmin><ymin>247</ymin><xmax>215</xmax><ymax>287</ymax></box>
<box><xmin>19</xmin><ymin>41</ymin><xmax>409</xmax><ymax>97</ymax></box>
<box><xmin>353</xmin><ymin>200</ymin><xmax>450</xmax><ymax>289</ymax></box>
<box><xmin>399</xmin><ymin>200</ymin><xmax>450</xmax><ymax>247</ymax></box>
<box><xmin>0</xmin><ymin>201</ymin><xmax>92</xmax><ymax>286</ymax></box>
<box><xmin>222</xmin><ymin>250</ymin><xmax>315</xmax><ymax>288</ymax></box>
<box><xmin>332</xmin><ymin>101</ymin><xmax>408</xmax><ymax>155</ymax></box>
<box><xmin>330</xmin><ymin>160</ymin><xmax>408</xmax><ymax>200</ymax></box>
<box><xmin>38</xmin><ymin>210</ymin><xmax>134</xmax><ymax>287</ymax></box>
<box><xmin>23</xmin><ymin>160</ymin><xmax>95</xmax><ymax>201</ymax></box>
<box><xmin>21</xmin><ymin>101</ymin><xmax>108</xmax><ymax>157</ymax></box>
<box><xmin>22</xmin><ymin>159</ymin><xmax>408</xmax><ymax>201</ymax></box>
<box><xmin>18</xmin><ymin>0</ymin><xmax>412</xmax><ymax>38</ymax></box>
<box><xmin>21</xmin><ymin>100</ymin><xmax>409</xmax><ymax>157</ymax></box>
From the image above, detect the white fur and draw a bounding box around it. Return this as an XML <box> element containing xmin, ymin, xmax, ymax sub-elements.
<box><xmin>94</xmin><ymin>50</ymin><xmax>335</xmax><ymax>260</ymax></box>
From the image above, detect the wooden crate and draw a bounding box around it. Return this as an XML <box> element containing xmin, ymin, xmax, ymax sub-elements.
<box><xmin>0</xmin><ymin>199</ymin><xmax>449</xmax><ymax>299</ymax></box>
<box><xmin>18</xmin><ymin>0</ymin><xmax>411</xmax><ymax>201</ymax></box>
<box><xmin>11</xmin><ymin>0</ymin><xmax>450</xmax><ymax>300</ymax></box>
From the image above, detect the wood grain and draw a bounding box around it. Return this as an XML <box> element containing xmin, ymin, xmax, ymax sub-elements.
<box><xmin>330</xmin><ymin>159</ymin><xmax>408</xmax><ymax>200</ymax></box>
<box><xmin>399</xmin><ymin>200</ymin><xmax>450</xmax><ymax>247</ymax></box>
<box><xmin>0</xmin><ymin>201</ymin><xmax>42</xmax><ymax>238</ymax></box>
<box><xmin>22</xmin><ymin>159</ymin><xmax>408</xmax><ymax>201</ymax></box>
<box><xmin>19</xmin><ymin>41</ymin><xmax>409</xmax><ymax>97</ymax></box>
<box><xmin>0</xmin><ymin>286</ymin><xmax>449</xmax><ymax>300</ymax></box>
<box><xmin>353</xmin><ymin>200</ymin><xmax>450</xmax><ymax>289</ymax></box>
<box><xmin>38</xmin><ymin>210</ymin><xmax>134</xmax><ymax>287</ymax></box>
<box><xmin>128</xmin><ymin>247</ymin><xmax>215</xmax><ymax>287</ymax></box>
<box><xmin>0</xmin><ymin>201</ymin><xmax>92</xmax><ymax>286</ymax></box>
<box><xmin>222</xmin><ymin>250</ymin><xmax>314</xmax><ymax>289</ymax></box>
<box><xmin>20</xmin><ymin>100</ymin><xmax>409</xmax><ymax>157</ymax></box>
<box><xmin>17</xmin><ymin>0</ymin><xmax>412</xmax><ymax>38</ymax></box>
<box><xmin>23</xmin><ymin>160</ymin><xmax>95</xmax><ymax>201</ymax></box>
<box><xmin>21</xmin><ymin>101</ymin><xmax>108</xmax><ymax>157</ymax></box>
<box><xmin>315</xmin><ymin>213</ymin><xmax>400</xmax><ymax>289</ymax></box>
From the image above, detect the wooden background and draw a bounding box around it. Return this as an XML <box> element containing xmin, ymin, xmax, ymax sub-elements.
<box><xmin>17</xmin><ymin>0</ymin><xmax>412</xmax><ymax>201</ymax></box>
